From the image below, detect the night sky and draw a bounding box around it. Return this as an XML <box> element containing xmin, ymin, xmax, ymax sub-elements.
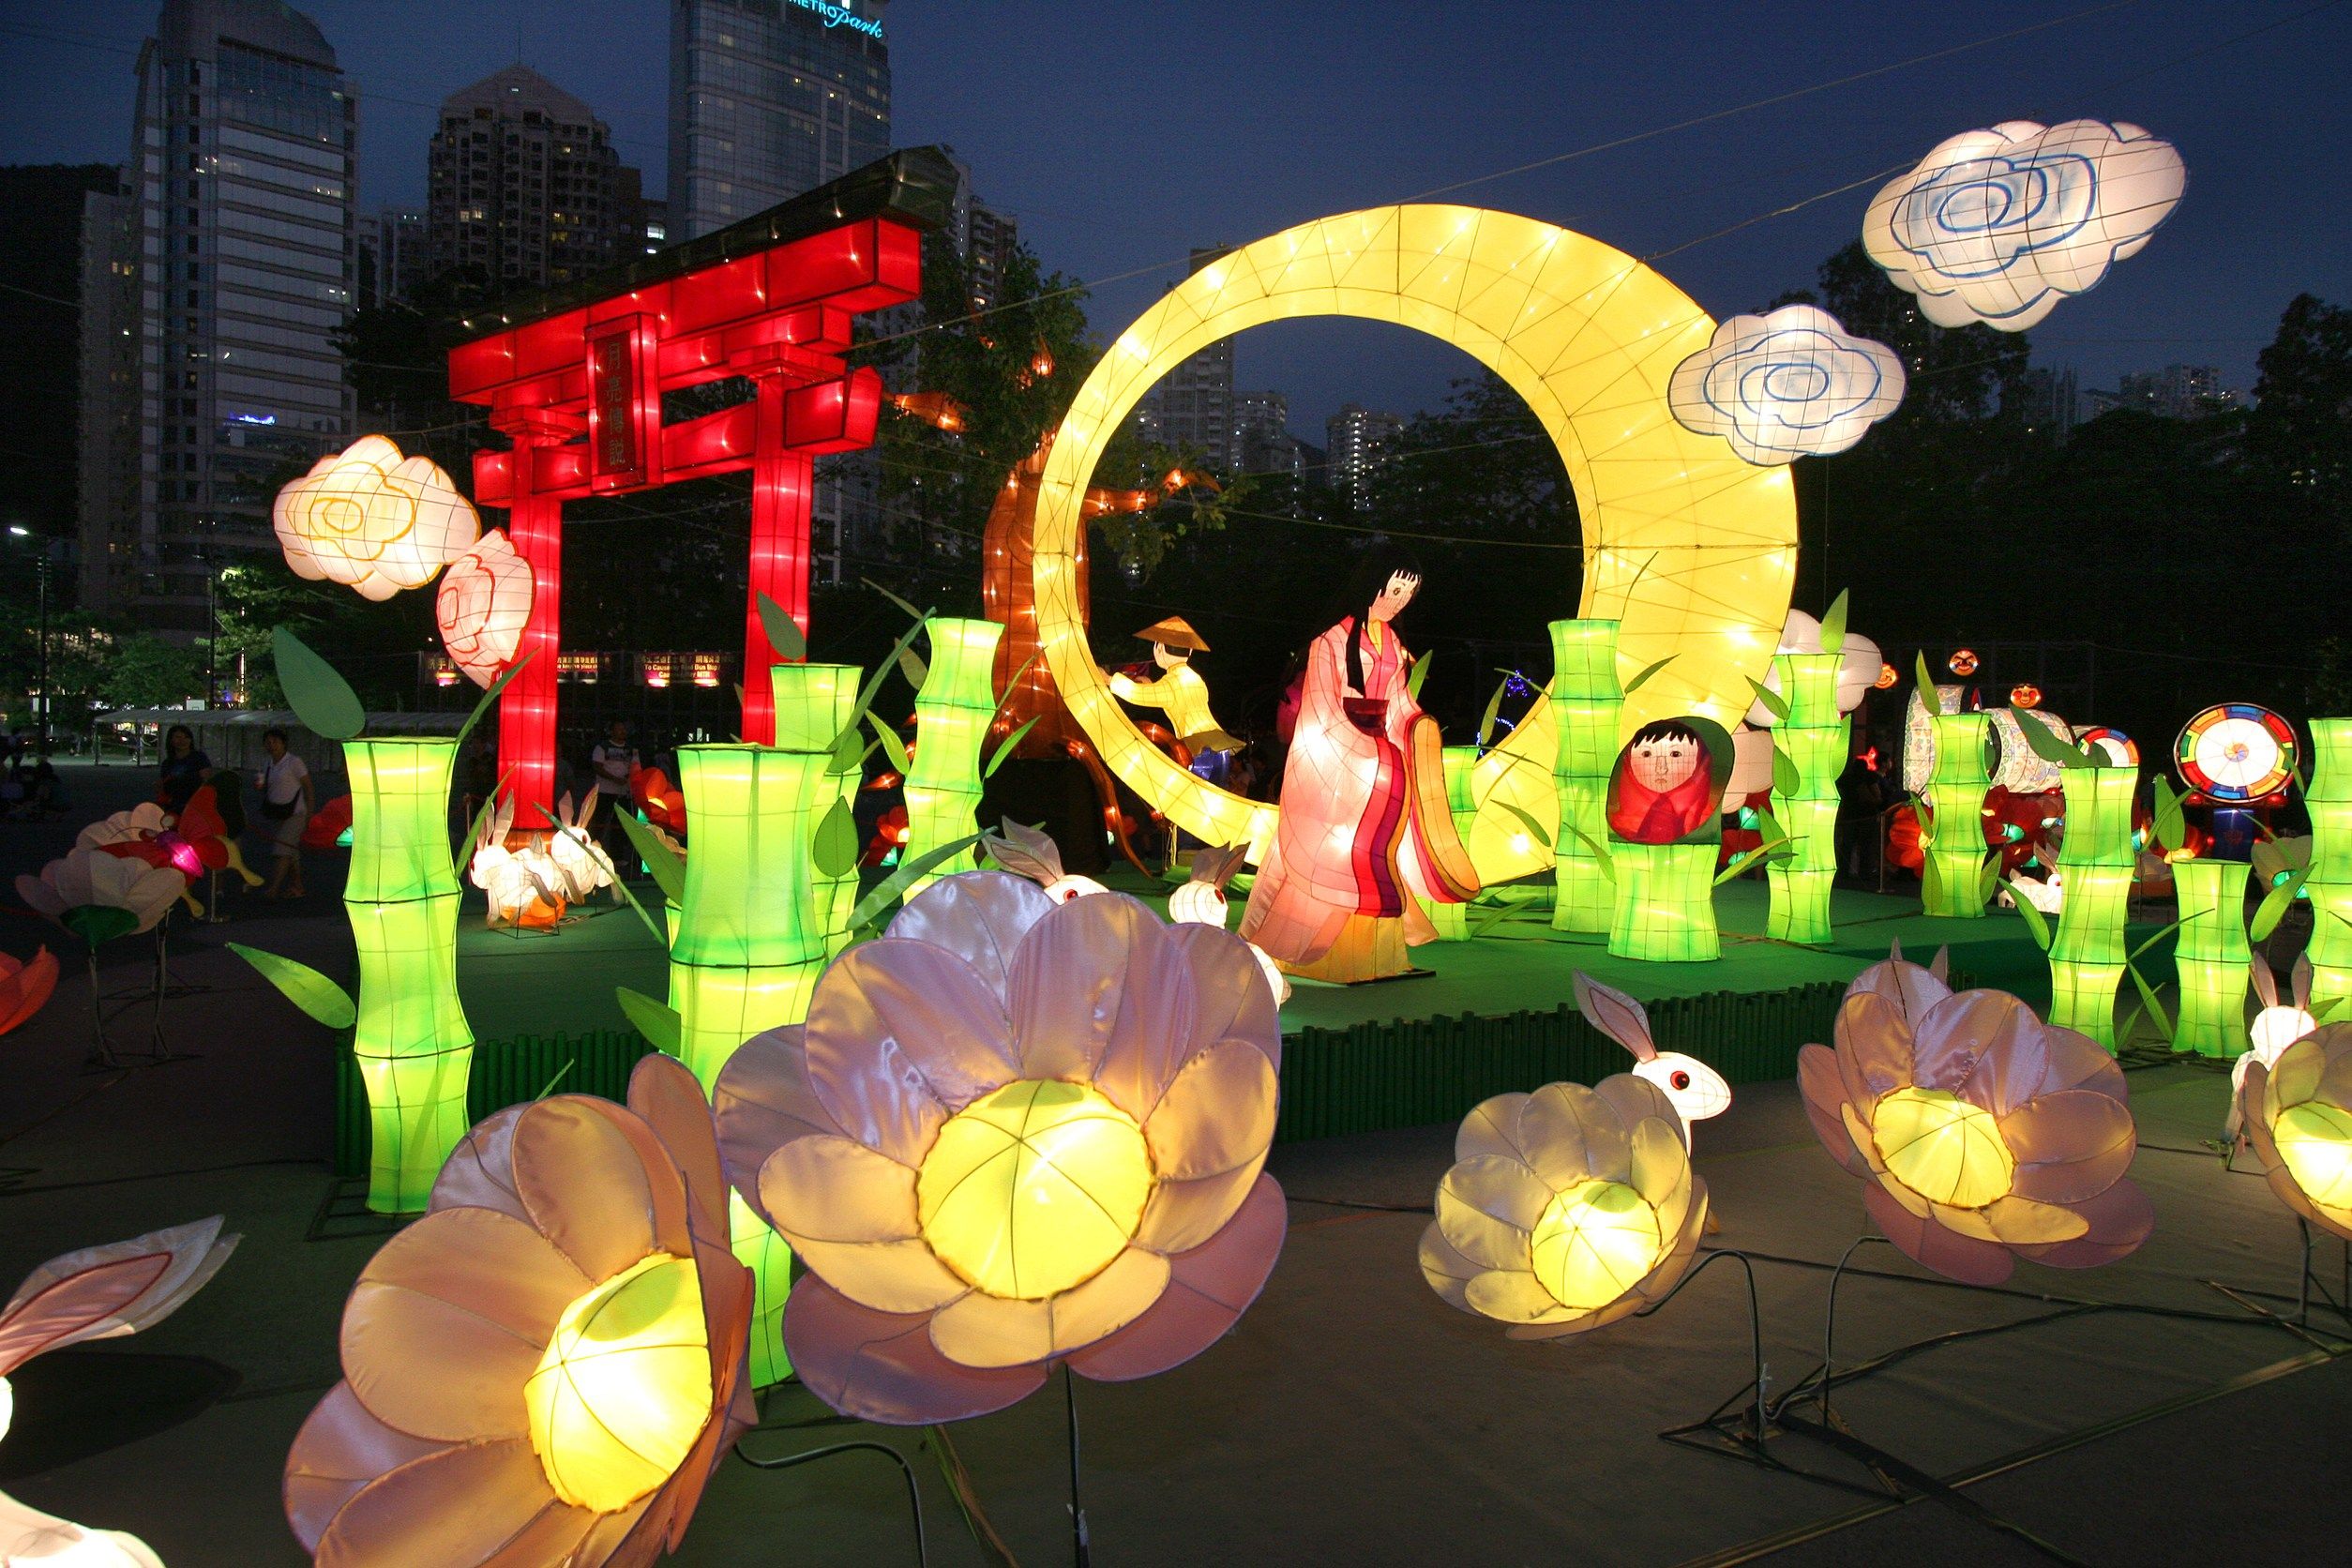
<box><xmin>5</xmin><ymin>0</ymin><xmax>2347</xmax><ymax>433</ymax></box>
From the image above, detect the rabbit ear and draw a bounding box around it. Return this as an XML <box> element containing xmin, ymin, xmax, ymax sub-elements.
<box><xmin>0</xmin><ymin>1250</ymin><xmax>173</xmax><ymax>1376</ymax></box>
<box><xmin>556</xmin><ymin>792</ymin><xmax>574</xmax><ymax>824</ymax></box>
<box><xmin>2252</xmin><ymin>962</ymin><xmax>2279</xmax><ymax>1009</ymax></box>
<box><xmin>2293</xmin><ymin>953</ymin><xmax>2313</xmax><ymax>1009</ymax></box>
<box><xmin>982</xmin><ymin>818</ymin><xmax>1064</xmax><ymax>886</ymax></box>
<box><xmin>578</xmin><ymin>791</ymin><xmax>598</xmax><ymax>829</ymax></box>
<box><xmin>1929</xmin><ymin>945</ymin><xmax>1951</xmax><ymax>982</ymax></box>
<box><xmin>1191</xmin><ymin>843</ymin><xmax>1246</xmax><ymax>889</ymax></box>
<box><xmin>1573</xmin><ymin>972</ymin><xmax>1654</xmax><ymax>1061</ymax></box>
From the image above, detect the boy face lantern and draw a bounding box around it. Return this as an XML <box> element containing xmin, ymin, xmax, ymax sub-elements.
<box><xmin>1607</xmin><ymin>717</ymin><xmax>1732</xmax><ymax>846</ymax></box>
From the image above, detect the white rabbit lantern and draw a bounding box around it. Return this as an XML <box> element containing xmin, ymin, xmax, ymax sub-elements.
<box><xmin>1572</xmin><ymin>972</ymin><xmax>1733</xmax><ymax>1138</ymax></box>
<box><xmin>980</xmin><ymin>817</ymin><xmax>1108</xmax><ymax>904</ymax></box>
<box><xmin>2231</xmin><ymin>955</ymin><xmax>2318</xmax><ymax>1140</ymax></box>
<box><xmin>1168</xmin><ymin>843</ymin><xmax>1289</xmax><ymax>1005</ymax></box>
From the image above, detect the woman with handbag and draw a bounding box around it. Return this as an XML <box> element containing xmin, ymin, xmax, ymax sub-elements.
<box><xmin>255</xmin><ymin>728</ymin><xmax>312</xmax><ymax>900</ymax></box>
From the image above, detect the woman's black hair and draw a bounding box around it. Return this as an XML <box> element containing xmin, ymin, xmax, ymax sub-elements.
<box><xmin>1331</xmin><ymin>544</ymin><xmax>1425</xmax><ymax>697</ymax></box>
<box><xmin>1628</xmin><ymin>718</ymin><xmax>1702</xmax><ymax>746</ymax></box>
<box><xmin>264</xmin><ymin>727</ymin><xmax>289</xmax><ymax>746</ymax></box>
<box><xmin>165</xmin><ymin>724</ymin><xmax>194</xmax><ymax>755</ymax></box>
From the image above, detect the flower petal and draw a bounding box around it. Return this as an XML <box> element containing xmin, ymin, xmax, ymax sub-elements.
<box><xmin>785</xmin><ymin>1274</ymin><xmax>1045</xmax><ymax>1425</ymax></box>
<box><xmin>929</xmin><ymin>1246</ymin><xmax>1171</xmax><ymax>1368</ymax></box>
<box><xmin>1845</xmin><ymin>954</ymin><xmax>1952</xmax><ymax>1023</ymax></box>
<box><xmin>802</xmin><ymin>939</ymin><xmax>1006</xmax><ymax>1163</ymax></box>
<box><xmin>283</xmin><ymin>1382</ymin><xmax>444</xmax><ymax>1553</ymax></box>
<box><xmin>1135</xmin><ymin>1159</ymin><xmax>1264</xmax><ymax>1257</ymax></box>
<box><xmin>1453</xmin><ymin>1093</ymin><xmax>1534</xmax><ymax>1166</ymax></box>
<box><xmin>1466</xmin><ymin>1268</ymin><xmax>1576</xmax><ymax>1324</ymax></box>
<box><xmin>2001</xmin><ymin>1090</ymin><xmax>2137</xmax><ymax>1205</ymax></box>
<box><xmin>1008</xmin><ymin>892</ymin><xmax>1196</xmax><ymax>1087</ymax></box>
<box><xmin>1519</xmin><ymin>1081</ymin><xmax>1636</xmax><ymax>1187</ymax></box>
<box><xmin>711</xmin><ymin>1025</ymin><xmax>842</xmax><ymax>1229</ymax></box>
<box><xmin>429</xmin><ymin>1106</ymin><xmax>526</xmax><ymax>1221</ymax></box>
<box><xmin>1909</xmin><ymin>990</ymin><xmax>2040</xmax><ymax>1099</ymax></box>
<box><xmin>1798</xmin><ymin>1045</ymin><xmax>1870</xmax><ymax>1177</ymax></box>
<box><xmin>1975</xmin><ymin>1194</ymin><xmax>2091</xmax><ymax>1245</ymax></box>
<box><xmin>1068</xmin><ymin>1174</ymin><xmax>1286</xmax><ymax>1382</ymax></box>
<box><xmin>1418</xmin><ymin>1219</ymin><xmax>1481</xmax><ymax>1312</ymax></box>
<box><xmin>513</xmin><ymin>1096</ymin><xmax>690</xmax><ymax>1277</ymax></box>
<box><xmin>1863</xmin><ymin>1181</ymin><xmax>2014</xmax><ymax>1285</ymax></box>
<box><xmin>1141</xmin><ymin>1038</ymin><xmax>1277</xmax><ymax>1183</ymax></box>
<box><xmin>886</xmin><ymin>870</ymin><xmax>1058</xmax><ymax>1004</ymax></box>
<box><xmin>312</xmin><ymin>1437</ymin><xmax>603</xmax><ymax>1568</ymax></box>
<box><xmin>1627</xmin><ymin>1117</ymin><xmax>1690</xmax><ymax>1210</ymax></box>
<box><xmin>1834</xmin><ymin>992</ymin><xmax>1914</xmax><ymax>1109</ymax></box>
<box><xmin>340</xmin><ymin>1209</ymin><xmax>590</xmax><ymax>1442</ymax></box>
<box><xmin>758</xmin><ymin>1135</ymin><xmax>918</xmax><ymax>1244</ymax></box>
<box><xmin>1434</xmin><ymin>1156</ymin><xmax>1545</xmax><ymax>1271</ymax></box>
<box><xmin>2013</xmin><ymin>1179</ymin><xmax>2155</xmax><ymax>1269</ymax></box>
<box><xmin>1097</xmin><ymin>924</ymin><xmax>1275</xmax><ymax>1122</ymax></box>
<box><xmin>626</xmin><ymin>1052</ymin><xmax>731</xmax><ymax>1244</ymax></box>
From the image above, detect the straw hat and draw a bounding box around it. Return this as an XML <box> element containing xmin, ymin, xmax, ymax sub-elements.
<box><xmin>1135</xmin><ymin>616</ymin><xmax>1209</xmax><ymax>652</ymax></box>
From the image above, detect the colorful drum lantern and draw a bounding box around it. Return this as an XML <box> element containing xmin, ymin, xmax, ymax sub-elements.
<box><xmin>2075</xmin><ymin>726</ymin><xmax>2139</xmax><ymax>768</ymax></box>
<box><xmin>2176</xmin><ymin>704</ymin><xmax>2297</xmax><ymax>804</ymax></box>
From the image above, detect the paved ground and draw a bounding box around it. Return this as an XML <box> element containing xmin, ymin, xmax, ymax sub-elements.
<box><xmin>3</xmin><ymin>762</ymin><xmax>2344</xmax><ymax>1566</ymax></box>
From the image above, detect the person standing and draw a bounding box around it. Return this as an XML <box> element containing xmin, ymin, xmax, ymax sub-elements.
<box><xmin>255</xmin><ymin>728</ymin><xmax>313</xmax><ymax>900</ymax></box>
<box><xmin>590</xmin><ymin>721</ymin><xmax>640</xmax><ymax>861</ymax></box>
<box><xmin>158</xmin><ymin>724</ymin><xmax>214</xmax><ymax>813</ymax></box>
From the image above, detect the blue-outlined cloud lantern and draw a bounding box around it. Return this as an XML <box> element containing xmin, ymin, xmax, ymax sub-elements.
<box><xmin>1667</xmin><ymin>306</ymin><xmax>1905</xmax><ymax>466</ymax></box>
<box><xmin>1863</xmin><ymin>119</ymin><xmax>2185</xmax><ymax>332</ymax></box>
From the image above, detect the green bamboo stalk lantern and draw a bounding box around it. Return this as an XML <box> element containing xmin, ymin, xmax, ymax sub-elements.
<box><xmin>1421</xmin><ymin>744</ymin><xmax>1483</xmax><ymax>942</ymax></box>
<box><xmin>772</xmin><ymin>662</ymin><xmax>865</xmax><ymax>958</ymax></box>
<box><xmin>2172</xmin><ymin>856</ymin><xmax>2253</xmax><ymax>1058</ymax></box>
<box><xmin>903</xmin><ymin>616</ymin><xmax>1003</xmax><ymax>895</ymax></box>
<box><xmin>1548</xmin><ymin>618</ymin><xmax>1622</xmax><ymax>934</ymax></box>
<box><xmin>1922</xmin><ymin>711</ymin><xmax>1993</xmax><ymax>918</ymax></box>
<box><xmin>1606</xmin><ymin>842</ymin><xmax>1721</xmax><ymax>961</ymax></box>
<box><xmin>1767</xmin><ymin>651</ymin><xmax>1847</xmax><ymax>944</ymax></box>
<box><xmin>2047</xmin><ymin>763</ymin><xmax>2138</xmax><ymax>1048</ymax></box>
<box><xmin>344</xmin><ymin>738</ymin><xmax>474</xmax><ymax>1214</ymax></box>
<box><xmin>2310</xmin><ymin>717</ymin><xmax>2352</xmax><ymax>1010</ymax></box>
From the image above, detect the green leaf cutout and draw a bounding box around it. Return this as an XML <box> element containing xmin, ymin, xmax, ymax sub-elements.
<box><xmin>1407</xmin><ymin>650</ymin><xmax>1432</xmax><ymax>701</ymax></box>
<box><xmin>1920</xmin><ymin>849</ymin><xmax>1943</xmax><ymax>912</ymax></box>
<box><xmin>456</xmin><ymin>650</ymin><xmax>535</xmax><ymax>754</ymax></box>
<box><xmin>1771</xmin><ymin>744</ymin><xmax>1800</xmax><ymax>801</ymax></box>
<box><xmin>1817</xmin><ymin>590</ymin><xmax>1849</xmax><ymax>656</ymax></box>
<box><xmin>1914</xmin><ymin>651</ymin><xmax>1940</xmax><ymax>705</ymax></box>
<box><xmin>1477</xmin><ymin>677</ymin><xmax>1509</xmax><ymax>748</ymax></box>
<box><xmin>2150</xmin><ymin>777</ymin><xmax>2185</xmax><ymax>854</ymax></box>
<box><xmin>867</xmin><ymin>714</ymin><xmax>912</xmax><ymax>776</ymax></box>
<box><xmin>2127</xmin><ymin>959</ymin><xmax>2174</xmax><ymax>1044</ymax></box>
<box><xmin>985</xmin><ymin>716</ymin><xmax>1040</xmax><ymax>778</ymax></box>
<box><xmin>756</xmin><ymin>592</ymin><xmax>807</xmax><ymax>664</ymax></box>
<box><xmin>614</xmin><ymin>987</ymin><xmax>682</xmax><ymax>1056</ymax></box>
<box><xmin>1747</xmin><ymin>675</ymin><xmax>1791</xmax><ymax>724</ymax></box>
<box><xmin>1566</xmin><ymin>825</ymin><xmax>1616</xmax><ymax>881</ymax></box>
<box><xmin>273</xmin><ymin>626</ymin><xmax>365</xmax><ymax>741</ymax></box>
<box><xmin>2000</xmin><ymin>882</ymin><xmax>2054</xmax><ymax>952</ymax></box>
<box><xmin>860</xmin><ymin>576</ymin><xmax>928</xmax><ymax>626</ymax></box>
<box><xmin>1976</xmin><ymin>852</ymin><xmax>2000</xmax><ymax>908</ymax></box>
<box><xmin>897</xmin><ymin>644</ymin><xmax>929</xmax><ymax>694</ymax></box>
<box><xmin>2016</xmin><ymin>712</ymin><xmax>2093</xmax><ymax>771</ymax></box>
<box><xmin>2250</xmin><ymin>867</ymin><xmax>2308</xmax><ymax>942</ymax></box>
<box><xmin>1621</xmin><ymin>654</ymin><xmax>1675</xmax><ymax>695</ymax></box>
<box><xmin>812</xmin><ymin>796</ymin><xmax>861</xmax><ymax>878</ymax></box>
<box><xmin>1498</xmin><ymin>801</ymin><xmax>1553</xmax><ymax>851</ymax></box>
<box><xmin>848</xmin><ymin>832</ymin><xmax>984</xmax><ymax>931</ymax></box>
<box><xmin>614</xmin><ymin>808</ymin><xmax>686</xmax><ymax>906</ymax></box>
<box><xmin>228</xmin><ymin>942</ymin><xmax>355</xmax><ymax>1030</ymax></box>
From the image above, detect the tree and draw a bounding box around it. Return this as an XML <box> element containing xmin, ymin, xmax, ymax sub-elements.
<box><xmin>101</xmin><ymin>635</ymin><xmax>204</xmax><ymax>710</ymax></box>
<box><xmin>2247</xmin><ymin>293</ymin><xmax>2352</xmax><ymax>497</ymax></box>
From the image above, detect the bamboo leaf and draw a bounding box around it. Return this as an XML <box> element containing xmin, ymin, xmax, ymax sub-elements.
<box><xmin>1817</xmin><ymin>589</ymin><xmax>1849</xmax><ymax>656</ymax></box>
<box><xmin>1771</xmin><ymin>744</ymin><xmax>1800</xmax><ymax>800</ymax></box>
<box><xmin>273</xmin><ymin>626</ymin><xmax>365</xmax><ymax>741</ymax></box>
<box><xmin>985</xmin><ymin>716</ymin><xmax>1040</xmax><ymax>777</ymax></box>
<box><xmin>1499</xmin><ymin>801</ymin><xmax>1553</xmax><ymax>851</ymax></box>
<box><xmin>861</xmin><ymin>576</ymin><xmax>929</xmax><ymax>626</ymax></box>
<box><xmin>613</xmin><ymin>807</ymin><xmax>686</xmax><ymax>906</ymax></box>
<box><xmin>1477</xmin><ymin>677</ymin><xmax>1509</xmax><ymax>748</ymax></box>
<box><xmin>2151</xmin><ymin>776</ymin><xmax>2185</xmax><ymax>853</ymax></box>
<box><xmin>456</xmin><ymin>649</ymin><xmax>535</xmax><ymax>752</ymax></box>
<box><xmin>812</xmin><ymin>796</ymin><xmax>860</xmax><ymax>878</ymax></box>
<box><xmin>452</xmin><ymin>765</ymin><xmax>517</xmax><ymax>881</ymax></box>
<box><xmin>227</xmin><ymin>943</ymin><xmax>354</xmax><ymax>1030</ymax></box>
<box><xmin>1914</xmin><ymin>652</ymin><xmax>1941</xmax><ymax>705</ymax></box>
<box><xmin>2127</xmin><ymin>958</ymin><xmax>2174</xmax><ymax>1043</ymax></box>
<box><xmin>1621</xmin><ymin>654</ymin><xmax>1675</xmax><ymax>695</ymax></box>
<box><xmin>897</xmin><ymin>644</ymin><xmax>929</xmax><ymax>693</ymax></box>
<box><xmin>2000</xmin><ymin>882</ymin><xmax>2054</xmax><ymax>952</ymax></box>
<box><xmin>559</xmin><ymin>826</ymin><xmax>668</xmax><ymax>946</ymax></box>
<box><xmin>1921</xmin><ymin>847</ymin><xmax>1943</xmax><ymax>911</ymax></box>
<box><xmin>614</xmin><ymin>987</ymin><xmax>682</xmax><ymax>1056</ymax></box>
<box><xmin>2017</xmin><ymin>711</ymin><xmax>2093</xmax><ymax>770</ymax></box>
<box><xmin>1567</xmin><ymin>825</ymin><xmax>1616</xmax><ymax>881</ymax></box>
<box><xmin>756</xmin><ymin>592</ymin><xmax>807</xmax><ymax>664</ymax></box>
<box><xmin>2128</xmin><ymin>915</ymin><xmax>2189</xmax><ymax>965</ymax></box>
<box><xmin>1746</xmin><ymin>675</ymin><xmax>1790</xmax><ymax>723</ymax></box>
<box><xmin>849</xmin><ymin>832</ymin><xmax>985</xmax><ymax>930</ymax></box>
<box><xmin>867</xmin><ymin>714</ymin><xmax>912</xmax><ymax>776</ymax></box>
<box><xmin>1407</xmin><ymin>650</ymin><xmax>1433</xmax><ymax>701</ymax></box>
<box><xmin>827</xmin><ymin>726</ymin><xmax>868</xmax><ymax>776</ymax></box>
<box><xmin>2250</xmin><ymin>867</ymin><xmax>2308</xmax><ymax>942</ymax></box>
<box><xmin>1714</xmin><ymin>845</ymin><xmax>1773</xmax><ymax>885</ymax></box>
<box><xmin>1976</xmin><ymin>852</ymin><xmax>2000</xmax><ymax>908</ymax></box>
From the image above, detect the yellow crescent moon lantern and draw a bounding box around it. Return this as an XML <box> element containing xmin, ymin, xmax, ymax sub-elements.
<box><xmin>1031</xmin><ymin>206</ymin><xmax>1796</xmax><ymax>878</ymax></box>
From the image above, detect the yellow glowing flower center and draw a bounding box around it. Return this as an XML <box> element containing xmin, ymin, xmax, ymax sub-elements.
<box><xmin>2275</xmin><ymin>1101</ymin><xmax>2352</xmax><ymax>1210</ymax></box>
<box><xmin>1872</xmin><ymin>1087</ymin><xmax>2014</xmax><ymax>1210</ymax></box>
<box><xmin>917</xmin><ymin>1079</ymin><xmax>1153</xmax><ymax>1300</ymax></box>
<box><xmin>525</xmin><ymin>1252</ymin><xmax>713</xmax><ymax>1514</ymax></box>
<box><xmin>1529</xmin><ymin>1180</ymin><xmax>1662</xmax><ymax>1311</ymax></box>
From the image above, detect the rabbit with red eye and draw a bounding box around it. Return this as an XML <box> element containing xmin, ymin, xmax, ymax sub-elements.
<box><xmin>981</xmin><ymin>817</ymin><xmax>1108</xmax><ymax>904</ymax></box>
<box><xmin>2230</xmin><ymin>954</ymin><xmax>2318</xmax><ymax>1142</ymax></box>
<box><xmin>1169</xmin><ymin>843</ymin><xmax>1291</xmax><ymax>1004</ymax></box>
<box><xmin>1572</xmin><ymin>972</ymin><xmax>1732</xmax><ymax>1139</ymax></box>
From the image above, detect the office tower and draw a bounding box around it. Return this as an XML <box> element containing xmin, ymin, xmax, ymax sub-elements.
<box><xmin>355</xmin><ymin>205</ymin><xmax>425</xmax><ymax>308</ymax></box>
<box><xmin>79</xmin><ymin>0</ymin><xmax>356</xmax><ymax>631</ymax></box>
<box><xmin>1327</xmin><ymin>403</ymin><xmax>1403</xmax><ymax>507</ymax></box>
<box><xmin>1</xmin><ymin>165</ymin><xmax>120</xmax><ymax>565</ymax></box>
<box><xmin>428</xmin><ymin>66</ymin><xmax>638</xmax><ymax>291</ymax></box>
<box><xmin>1231</xmin><ymin>388</ymin><xmax>1292</xmax><ymax>475</ymax></box>
<box><xmin>668</xmin><ymin>0</ymin><xmax>891</xmax><ymax>244</ymax></box>
<box><xmin>1132</xmin><ymin>247</ymin><xmax>1236</xmax><ymax>465</ymax></box>
<box><xmin>965</xmin><ymin>200</ymin><xmax>1017</xmax><ymax>309</ymax></box>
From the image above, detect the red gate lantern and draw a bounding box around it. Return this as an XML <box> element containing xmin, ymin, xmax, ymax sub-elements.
<box><xmin>445</xmin><ymin>149</ymin><xmax>953</xmax><ymax>823</ymax></box>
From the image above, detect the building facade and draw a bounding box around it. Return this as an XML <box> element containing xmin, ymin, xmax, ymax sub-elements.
<box><xmin>79</xmin><ymin>0</ymin><xmax>356</xmax><ymax>632</ymax></box>
<box><xmin>427</xmin><ymin>66</ymin><xmax>638</xmax><ymax>293</ymax></box>
<box><xmin>1326</xmin><ymin>403</ymin><xmax>1403</xmax><ymax>507</ymax></box>
<box><xmin>667</xmin><ymin>0</ymin><xmax>891</xmax><ymax>244</ymax></box>
<box><xmin>2012</xmin><ymin>365</ymin><xmax>2078</xmax><ymax>443</ymax></box>
<box><xmin>1</xmin><ymin>164</ymin><xmax>121</xmax><ymax>555</ymax></box>
<box><xmin>354</xmin><ymin>205</ymin><xmax>424</xmax><ymax>307</ymax></box>
<box><xmin>1131</xmin><ymin>248</ymin><xmax>1237</xmax><ymax>466</ymax></box>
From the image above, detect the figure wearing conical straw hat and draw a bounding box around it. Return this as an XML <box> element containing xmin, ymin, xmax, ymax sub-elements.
<box><xmin>1106</xmin><ymin>616</ymin><xmax>1244</xmax><ymax>769</ymax></box>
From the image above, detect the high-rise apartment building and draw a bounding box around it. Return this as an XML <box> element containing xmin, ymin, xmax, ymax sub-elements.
<box><xmin>667</xmin><ymin>0</ymin><xmax>891</xmax><ymax>243</ymax></box>
<box><xmin>1326</xmin><ymin>403</ymin><xmax>1403</xmax><ymax>506</ymax></box>
<box><xmin>1</xmin><ymin>165</ymin><xmax>120</xmax><ymax>554</ymax></box>
<box><xmin>965</xmin><ymin>200</ymin><xmax>1017</xmax><ymax>309</ymax></box>
<box><xmin>79</xmin><ymin>0</ymin><xmax>356</xmax><ymax>631</ymax></box>
<box><xmin>1132</xmin><ymin>248</ymin><xmax>1237</xmax><ymax>465</ymax></box>
<box><xmin>355</xmin><ymin>205</ymin><xmax>424</xmax><ymax>307</ymax></box>
<box><xmin>2012</xmin><ymin>365</ymin><xmax>2078</xmax><ymax>442</ymax></box>
<box><xmin>1231</xmin><ymin>389</ymin><xmax>1296</xmax><ymax>476</ymax></box>
<box><xmin>428</xmin><ymin>66</ymin><xmax>638</xmax><ymax>292</ymax></box>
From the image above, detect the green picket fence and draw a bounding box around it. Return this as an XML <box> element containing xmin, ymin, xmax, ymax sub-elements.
<box><xmin>335</xmin><ymin>974</ymin><xmax>1957</xmax><ymax>1175</ymax></box>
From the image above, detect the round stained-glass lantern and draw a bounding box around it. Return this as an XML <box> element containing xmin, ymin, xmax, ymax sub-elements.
<box><xmin>2075</xmin><ymin>726</ymin><xmax>2139</xmax><ymax>768</ymax></box>
<box><xmin>2176</xmin><ymin>704</ymin><xmax>2297</xmax><ymax>804</ymax></box>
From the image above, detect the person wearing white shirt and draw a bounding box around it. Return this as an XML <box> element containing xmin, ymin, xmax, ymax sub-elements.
<box><xmin>255</xmin><ymin>728</ymin><xmax>313</xmax><ymax>900</ymax></box>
